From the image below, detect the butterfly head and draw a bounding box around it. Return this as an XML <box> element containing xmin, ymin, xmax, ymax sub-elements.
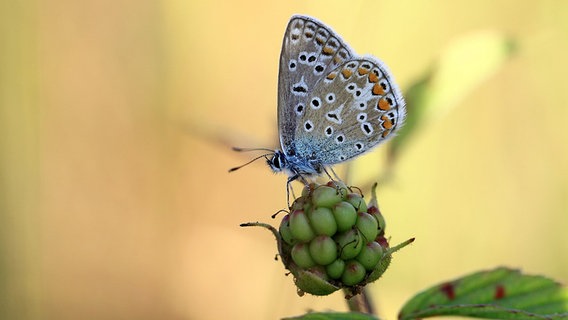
<box><xmin>267</xmin><ymin>149</ymin><xmax>324</xmax><ymax>179</ymax></box>
<box><xmin>267</xmin><ymin>150</ymin><xmax>287</xmax><ymax>173</ymax></box>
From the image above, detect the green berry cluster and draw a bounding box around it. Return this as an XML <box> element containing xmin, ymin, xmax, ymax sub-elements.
<box><xmin>278</xmin><ymin>181</ymin><xmax>390</xmax><ymax>295</ymax></box>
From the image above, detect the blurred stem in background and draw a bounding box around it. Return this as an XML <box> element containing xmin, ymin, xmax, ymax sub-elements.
<box><xmin>0</xmin><ymin>1</ymin><xmax>41</xmax><ymax>318</ymax></box>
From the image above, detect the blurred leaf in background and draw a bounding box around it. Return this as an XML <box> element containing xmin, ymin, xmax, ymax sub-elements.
<box><xmin>0</xmin><ymin>0</ymin><xmax>40</xmax><ymax>318</ymax></box>
<box><xmin>387</xmin><ymin>30</ymin><xmax>517</xmax><ymax>171</ymax></box>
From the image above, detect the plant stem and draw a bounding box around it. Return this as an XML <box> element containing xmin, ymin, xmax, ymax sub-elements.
<box><xmin>345</xmin><ymin>287</ymin><xmax>375</xmax><ymax>314</ymax></box>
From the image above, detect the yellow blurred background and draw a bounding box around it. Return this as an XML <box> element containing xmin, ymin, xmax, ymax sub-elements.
<box><xmin>1</xmin><ymin>0</ymin><xmax>567</xmax><ymax>319</ymax></box>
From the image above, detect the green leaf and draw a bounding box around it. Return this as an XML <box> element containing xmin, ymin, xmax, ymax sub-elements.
<box><xmin>366</xmin><ymin>238</ymin><xmax>415</xmax><ymax>284</ymax></box>
<box><xmin>283</xmin><ymin>311</ymin><xmax>380</xmax><ymax>320</ymax></box>
<box><xmin>399</xmin><ymin>267</ymin><xmax>568</xmax><ymax>320</ymax></box>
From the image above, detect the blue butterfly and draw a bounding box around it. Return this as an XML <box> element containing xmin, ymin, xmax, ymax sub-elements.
<box><xmin>231</xmin><ymin>15</ymin><xmax>405</xmax><ymax>191</ymax></box>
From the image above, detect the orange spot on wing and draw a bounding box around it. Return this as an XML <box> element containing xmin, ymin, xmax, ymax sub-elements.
<box><xmin>341</xmin><ymin>69</ymin><xmax>353</xmax><ymax>79</ymax></box>
<box><xmin>322</xmin><ymin>46</ymin><xmax>335</xmax><ymax>55</ymax></box>
<box><xmin>378</xmin><ymin>98</ymin><xmax>391</xmax><ymax>111</ymax></box>
<box><xmin>381</xmin><ymin>129</ymin><xmax>391</xmax><ymax>138</ymax></box>
<box><xmin>368</xmin><ymin>72</ymin><xmax>379</xmax><ymax>83</ymax></box>
<box><xmin>358</xmin><ymin>67</ymin><xmax>370</xmax><ymax>76</ymax></box>
<box><xmin>381</xmin><ymin>115</ymin><xmax>393</xmax><ymax>129</ymax></box>
<box><xmin>372</xmin><ymin>83</ymin><xmax>385</xmax><ymax>95</ymax></box>
<box><xmin>326</xmin><ymin>72</ymin><xmax>337</xmax><ymax>80</ymax></box>
<box><xmin>334</xmin><ymin>55</ymin><xmax>344</xmax><ymax>64</ymax></box>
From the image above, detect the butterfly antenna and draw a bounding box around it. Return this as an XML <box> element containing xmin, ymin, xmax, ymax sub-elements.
<box><xmin>228</xmin><ymin>152</ymin><xmax>273</xmax><ymax>173</ymax></box>
<box><xmin>232</xmin><ymin>146</ymin><xmax>275</xmax><ymax>153</ymax></box>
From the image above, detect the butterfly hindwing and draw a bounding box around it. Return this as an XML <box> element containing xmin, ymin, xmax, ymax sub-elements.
<box><xmin>296</xmin><ymin>57</ymin><xmax>406</xmax><ymax>165</ymax></box>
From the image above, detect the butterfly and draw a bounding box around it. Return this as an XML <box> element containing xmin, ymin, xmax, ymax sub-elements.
<box><xmin>231</xmin><ymin>15</ymin><xmax>406</xmax><ymax>191</ymax></box>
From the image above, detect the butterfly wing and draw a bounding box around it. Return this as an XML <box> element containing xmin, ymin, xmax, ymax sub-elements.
<box><xmin>294</xmin><ymin>56</ymin><xmax>406</xmax><ymax>165</ymax></box>
<box><xmin>277</xmin><ymin>15</ymin><xmax>354</xmax><ymax>155</ymax></box>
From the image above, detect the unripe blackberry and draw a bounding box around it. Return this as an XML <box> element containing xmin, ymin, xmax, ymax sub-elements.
<box><xmin>290</xmin><ymin>196</ymin><xmax>307</xmax><ymax>211</ymax></box>
<box><xmin>289</xmin><ymin>209</ymin><xmax>315</xmax><ymax>242</ymax></box>
<box><xmin>334</xmin><ymin>228</ymin><xmax>364</xmax><ymax>260</ymax></box>
<box><xmin>308</xmin><ymin>207</ymin><xmax>337</xmax><ymax>236</ymax></box>
<box><xmin>356</xmin><ymin>241</ymin><xmax>384</xmax><ymax>271</ymax></box>
<box><xmin>291</xmin><ymin>243</ymin><xmax>315</xmax><ymax>268</ymax></box>
<box><xmin>369</xmin><ymin>206</ymin><xmax>386</xmax><ymax>237</ymax></box>
<box><xmin>241</xmin><ymin>181</ymin><xmax>414</xmax><ymax>296</ymax></box>
<box><xmin>283</xmin><ymin>182</ymin><xmax>390</xmax><ymax>292</ymax></box>
<box><xmin>341</xmin><ymin>260</ymin><xmax>366</xmax><ymax>286</ymax></box>
<box><xmin>325</xmin><ymin>259</ymin><xmax>345</xmax><ymax>279</ymax></box>
<box><xmin>279</xmin><ymin>214</ymin><xmax>296</xmax><ymax>245</ymax></box>
<box><xmin>346</xmin><ymin>193</ymin><xmax>367</xmax><ymax>213</ymax></box>
<box><xmin>312</xmin><ymin>185</ymin><xmax>343</xmax><ymax>208</ymax></box>
<box><xmin>356</xmin><ymin>212</ymin><xmax>379</xmax><ymax>242</ymax></box>
<box><xmin>332</xmin><ymin>201</ymin><xmax>358</xmax><ymax>232</ymax></box>
<box><xmin>309</xmin><ymin>235</ymin><xmax>337</xmax><ymax>265</ymax></box>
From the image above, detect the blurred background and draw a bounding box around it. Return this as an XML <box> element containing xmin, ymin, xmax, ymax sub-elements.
<box><xmin>1</xmin><ymin>0</ymin><xmax>567</xmax><ymax>319</ymax></box>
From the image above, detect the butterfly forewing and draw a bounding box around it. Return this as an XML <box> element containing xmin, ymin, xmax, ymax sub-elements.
<box><xmin>277</xmin><ymin>15</ymin><xmax>354</xmax><ymax>155</ymax></box>
<box><xmin>295</xmin><ymin>57</ymin><xmax>406</xmax><ymax>165</ymax></box>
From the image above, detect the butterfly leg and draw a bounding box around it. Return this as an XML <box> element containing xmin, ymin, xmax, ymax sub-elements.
<box><xmin>323</xmin><ymin>166</ymin><xmax>342</xmax><ymax>182</ymax></box>
<box><xmin>323</xmin><ymin>166</ymin><xmax>350</xmax><ymax>198</ymax></box>
<box><xmin>286</xmin><ymin>172</ymin><xmax>312</xmax><ymax>208</ymax></box>
<box><xmin>286</xmin><ymin>174</ymin><xmax>300</xmax><ymax>208</ymax></box>
<box><xmin>331</xmin><ymin>167</ymin><xmax>343</xmax><ymax>182</ymax></box>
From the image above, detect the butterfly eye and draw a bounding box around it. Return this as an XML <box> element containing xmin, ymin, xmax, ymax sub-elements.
<box><xmin>273</xmin><ymin>154</ymin><xmax>281</xmax><ymax>169</ymax></box>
